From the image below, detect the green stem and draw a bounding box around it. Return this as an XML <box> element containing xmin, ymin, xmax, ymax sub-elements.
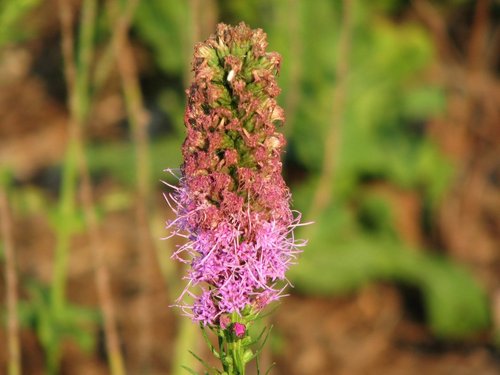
<box><xmin>76</xmin><ymin>0</ymin><xmax>97</xmax><ymax>121</ymax></box>
<box><xmin>51</xmin><ymin>0</ymin><xmax>96</xmax><ymax>315</ymax></box>
<box><xmin>55</xmin><ymin>2</ymin><xmax>129</xmax><ymax>375</ymax></box>
<box><xmin>216</xmin><ymin>313</ymin><xmax>247</xmax><ymax>375</ymax></box>
<box><xmin>0</xmin><ymin>171</ymin><xmax>21</xmax><ymax>375</ymax></box>
<box><xmin>47</xmin><ymin>140</ymin><xmax>78</xmax><ymax>375</ymax></box>
<box><xmin>50</xmin><ymin>139</ymin><xmax>77</xmax><ymax>313</ymax></box>
<box><xmin>172</xmin><ymin>317</ymin><xmax>199</xmax><ymax>375</ymax></box>
<box><xmin>52</xmin><ymin>0</ymin><xmax>97</xmax><ymax>330</ymax></box>
<box><xmin>234</xmin><ymin>338</ymin><xmax>245</xmax><ymax>375</ymax></box>
<box><xmin>306</xmin><ymin>0</ymin><xmax>353</xmax><ymax>228</ymax></box>
<box><xmin>45</xmin><ymin>1</ymin><xmax>82</xmax><ymax>373</ymax></box>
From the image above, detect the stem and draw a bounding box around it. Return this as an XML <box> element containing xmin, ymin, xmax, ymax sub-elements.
<box><xmin>51</xmin><ymin>142</ymin><xmax>77</xmax><ymax>313</ymax></box>
<box><xmin>185</xmin><ymin>0</ymin><xmax>200</xmax><ymax>86</ymax></box>
<box><xmin>283</xmin><ymin>0</ymin><xmax>303</xmax><ymax>137</ymax></box>
<box><xmin>205</xmin><ymin>313</ymin><xmax>247</xmax><ymax>375</ymax></box>
<box><xmin>225</xmin><ymin>335</ymin><xmax>245</xmax><ymax>375</ymax></box>
<box><xmin>48</xmin><ymin>3</ymin><xmax>80</xmax><ymax>371</ymax></box>
<box><xmin>110</xmin><ymin>0</ymin><xmax>164</xmax><ymax>370</ymax></box>
<box><xmin>307</xmin><ymin>0</ymin><xmax>353</xmax><ymax>223</ymax></box>
<box><xmin>52</xmin><ymin>0</ymin><xmax>79</xmax><ymax>317</ymax></box>
<box><xmin>467</xmin><ymin>0</ymin><xmax>490</xmax><ymax>71</ymax></box>
<box><xmin>231</xmin><ymin>312</ymin><xmax>244</xmax><ymax>375</ymax></box>
<box><xmin>171</xmin><ymin>1</ymin><xmax>211</xmax><ymax>372</ymax></box>
<box><xmin>76</xmin><ymin>0</ymin><xmax>97</xmax><ymax>121</ymax></box>
<box><xmin>94</xmin><ymin>0</ymin><xmax>139</xmax><ymax>91</ymax></box>
<box><xmin>57</xmin><ymin>1</ymin><xmax>126</xmax><ymax>374</ymax></box>
<box><xmin>411</xmin><ymin>0</ymin><xmax>461</xmax><ymax>64</ymax></box>
<box><xmin>77</xmin><ymin>146</ymin><xmax>126</xmax><ymax>375</ymax></box>
<box><xmin>172</xmin><ymin>318</ymin><xmax>199</xmax><ymax>375</ymax></box>
<box><xmin>0</xmin><ymin>173</ymin><xmax>21</xmax><ymax>375</ymax></box>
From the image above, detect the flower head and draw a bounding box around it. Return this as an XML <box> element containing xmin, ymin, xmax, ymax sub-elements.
<box><xmin>166</xmin><ymin>22</ymin><xmax>306</xmax><ymax>325</ymax></box>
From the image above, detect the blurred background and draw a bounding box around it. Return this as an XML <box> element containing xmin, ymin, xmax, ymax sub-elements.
<box><xmin>0</xmin><ymin>0</ymin><xmax>499</xmax><ymax>374</ymax></box>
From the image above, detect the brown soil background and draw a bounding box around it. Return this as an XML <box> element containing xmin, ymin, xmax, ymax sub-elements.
<box><xmin>1</xmin><ymin>1</ymin><xmax>500</xmax><ymax>374</ymax></box>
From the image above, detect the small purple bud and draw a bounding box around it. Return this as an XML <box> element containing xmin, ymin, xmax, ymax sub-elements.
<box><xmin>233</xmin><ymin>322</ymin><xmax>246</xmax><ymax>338</ymax></box>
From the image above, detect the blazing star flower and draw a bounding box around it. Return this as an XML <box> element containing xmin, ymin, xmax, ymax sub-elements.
<box><xmin>165</xmin><ymin>22</ymin><xmax>306</xmax><ymax>326</ymax></box>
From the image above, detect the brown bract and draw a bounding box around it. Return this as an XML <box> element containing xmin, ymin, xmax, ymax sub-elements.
<box><xmin>181</xmin><ymin>22</ymin><xmax>291</xmax><ymax>225</ymax></box>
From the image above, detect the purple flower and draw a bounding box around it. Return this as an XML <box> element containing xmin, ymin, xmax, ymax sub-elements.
<box><xmin>192</xmin><ymin>289</ymin><xmax>219</xmax><ymax>325</ymax></box>
<box><xmin>165</xmin><ymin>23</ymin><xmax>307</xmax><ymax>325</ymax></box>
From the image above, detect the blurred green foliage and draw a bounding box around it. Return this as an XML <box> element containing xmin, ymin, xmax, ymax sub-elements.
<box><xmin>18</xmin><ymin>282</ymin><xmax>100</xmax><ymax>374</ymax></box>
<box><xmin>87</xmin><ymin>137</ymin><xmax>183</xmax><ymax>186</ymax></box>
<box><xmin>135</xmin><ymin>0</ymin><xmax>190</xmax><ymax>75</ymax></box>
<box><xmin>0</xmin><ymin>0</ymin><xmax>41</xmax><ymax>48</ymax></box>
<box><xmin>130</xmin><ymin>0</ymin><xmax>490</xmax><ymax>339</ymax></box>
<box><xmin>0</xmin><ymin>0</ymin><xmax>491</xmax><ymax>352</ymax></box>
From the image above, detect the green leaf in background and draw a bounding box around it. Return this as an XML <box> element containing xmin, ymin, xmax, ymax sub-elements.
<box><xmin>0</xmin><ymin>0</ymin><xmax>41</xmax><ymax>48</ymax></box>
<box><xmin>96</xmin><ymin>0</ymin><xmax>489</xmax><ymax>342</ymax></box>
<box><xmin>16</xmin><ymin>281</ymin><xmax>100</xmax><ymax>373</ymax></box>
<box><xmin>289</xmin><ymin>208</ymin><xmax>490</xmax><ymax>339</ymax></box>
<box><xmin>266</xmin><ymin>0</ymin><xmax>484</xmax><ymax>339</ymax></box>
<box><xmin>87</xmin><ymin>136</ymin><xmax>184</xmax><ymax>186</ymax></box>
<box><xmin>134</xmin><ymin>0</ymin><xmax>189</xmax><ymax>75</ymax></box>
<box><xmin>405</xmin><ymin>255</ymin><xmax>491</xmax><ymax>338</ymax></box>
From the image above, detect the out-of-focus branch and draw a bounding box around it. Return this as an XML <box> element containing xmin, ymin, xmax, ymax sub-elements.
<box><xmin>76</xmin><ymin>125</ymin><xmax>126</xmax><ymax>375</ymax></box>
<box><xmin>307</xmin><ymin>0</ymin><xmax>353</xmax><ymax>222</ymax></box>
<box><xmin>76</xmin><ymin>0</ymin><xmax>97</xmax><ymax>121</ymax></box>
<box><xmin>0</xmin><ymin>174</ymin><xmax>21</xmax><ymax>375</ymax></box>
<box><xmin>467</xmin><ymin>0</ymin><xmax>491</xmax><ymax>71</ymax></box>
<box><xmin>283</xmin><ymin>0</ymin><xmax>302</xmax><ymax>137</ymax></box>
<box><xmin>58</xmin><ymin>0</ymin><xmax>77</xmax><ymax>101</ymax></box>
<box><xmin>412</xmin><ymin>0</ymin><xmax>461</xmax><ymax>64</ymax></box>
<box><xmin>185</xmin><ymin>0</ymin><xmax>201</xmax><ymax>86</ymax></box>
<box><xmin>94</xmin><ymin>0</ymin><xmax>140</xmax><ymax>90</ymax></box>
<box><xmin>57</xmin><ymin>1</ymin><xmax>126</xmax><ymax>374</ymax></box>
<box><xmin>53</xmin><ymin>0</ymin><xmax>78</xmax><ymax>326</ymax></box>
<box><xmin>109</xmin><ymin>0</ymin><xmax>160</xmax><ymax>370</ymax></box>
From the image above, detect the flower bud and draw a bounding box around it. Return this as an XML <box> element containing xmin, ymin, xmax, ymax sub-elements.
<box><xmin>233</xmin><ymin>322</ymin><xmax>246</xmax><ymax>338</ymax></box>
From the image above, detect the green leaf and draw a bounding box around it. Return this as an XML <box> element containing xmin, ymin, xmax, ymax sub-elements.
<box><xmin>181</xmin><ymin>365</ymin><xmax>199</xmax><ymax>375</ymax></box>
<box><xmin>188</xmin><ymin>350</ymin><xmax>218</xmax><ymax>373</ymax></box>
<box><xmin>290</xmin><ymin>226</ymin><xmax>490</xmax><ymax>338</ymax></box>
<box><xmin>134</xmin><ymin>0</ymin><xmax>189</xmax><ymax>74</ymax></box>
<box><xmin>0</xmin><ymin>0</ymin><xmax>41</xmax><ymax>47</ymax></box>
<box><xmin>200</xmin><ymin>324</ymin><xmax>221</xmax><ymax>359</ymax></box>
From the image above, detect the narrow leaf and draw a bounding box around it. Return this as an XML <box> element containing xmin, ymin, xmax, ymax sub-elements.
<box><xmin>200</xmin><ymin>324</ymin><xmax>221</xmax><ymax>358</ymax></box>
<box><xmin>181</xmin><ymin>365</ymin><xmax>198</xmax><ymax>375</ymax></box>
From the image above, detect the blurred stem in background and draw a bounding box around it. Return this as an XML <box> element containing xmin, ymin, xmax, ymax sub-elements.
<box><xmin>282</xmin><ymin>0</ymin><xmax>302</xmax><ymax>137</ymax></box>
<box><xmin>169</xmin><ymin>1</ymin><xmax>205</xmax><ymax>373</ymax></box>
<box><xmin>169</xmin><ymin>1</ymin><xmax>214</xmax><ymax>373</ymax></box>
<box><xmin>46</xmin><ymin>0</ymin><xmax>81</xmax><ymax>371</ymax></box>
<box><xmin>111</xmin><ymin>0</ymin><xmax>208</xmax><ymax>372</ymax></box>
<box><xmin>109</xmin><ymin>0</ymin><xmax>157</xmax><ymax>371</ymax></box>
<box><xmin>0</xmin><ymin>0</ymin><xmax>497</xmax><ymax>372</ymax></box>
<box><xmin>11</xmin><ymin>0</ymin><xmax>99</xmax><ymax>372</ymax></box>
<box><xmin>307</xmin><ymin>0</ymin><xmax>353</xmax><ymax>224</ymax></box>
<box><xmin>57</xmin><ymin>0</ymin><xmax>126</xmax><ymax>374</ymax></box>
<box><xmin>1</xmin><ymin>170</ymin><xmax>21</xmax><ymax>375</ymax></box>
<box><xmin>187</xmin><ymin>0</ymin><xmax>200</xmax><ymax>86</ymax></box>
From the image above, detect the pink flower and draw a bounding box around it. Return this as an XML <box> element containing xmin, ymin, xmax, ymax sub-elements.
<box><xmin>165</xmin><ymin>22</ymin><xmax>307</xmax><ymax>325</ymax></box>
